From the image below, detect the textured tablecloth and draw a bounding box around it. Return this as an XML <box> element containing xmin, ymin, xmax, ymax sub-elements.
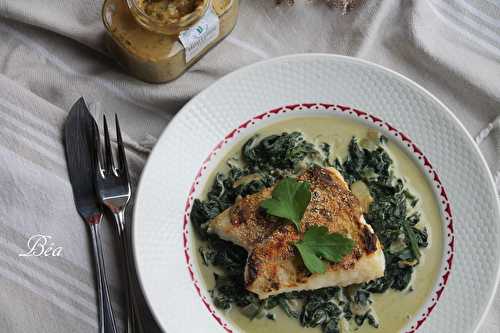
<box><xmin>0</xmin><ymin>0</ymin><xmax>499</xmax><ymax>332</ymax></box>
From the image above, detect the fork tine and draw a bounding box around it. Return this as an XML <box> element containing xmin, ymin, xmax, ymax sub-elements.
<box><xmin>115</xmin><ymin>114</ymin><xmax>129</xmax><ymax>177</ymax></box>
<box><xmin>103</xmin><ymin>115</ymin><xmax>115</xmax><ymax>173</ymax></box>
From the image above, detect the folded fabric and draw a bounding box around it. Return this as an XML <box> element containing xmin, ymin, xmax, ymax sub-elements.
<box><xmin>0</xmin><ymin>0</ymin><xmax>498</xmax><ymax>332</ymax></box>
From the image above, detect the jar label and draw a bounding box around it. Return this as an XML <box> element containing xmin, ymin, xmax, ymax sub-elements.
<box><xmin>179</xmin><ymin>8</ymin><xmax>220</xmax><ymax>62</ymax></box>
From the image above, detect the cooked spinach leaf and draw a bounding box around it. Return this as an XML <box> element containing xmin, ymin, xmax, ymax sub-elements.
<box><xmin>337</xmin><ymin>138</ymin><xmax>428</xmax><ymax>294</ymax></box>
<box><xmin>243</xmin><ymin>132</ymin><xmax>317</xmax><ymax>172</ymax></box>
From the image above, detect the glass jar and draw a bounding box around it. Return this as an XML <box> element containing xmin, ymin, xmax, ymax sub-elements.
<box><xmin>102</xmin><ymin>0</ymin><xmax>239</xmax><ymax>83</ymax></box>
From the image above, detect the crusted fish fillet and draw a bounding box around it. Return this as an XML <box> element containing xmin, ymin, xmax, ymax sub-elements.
<box><xmin>208</xmin><ymin>166</ymin><xmax>385</xmax><ymax>299</ymax></box>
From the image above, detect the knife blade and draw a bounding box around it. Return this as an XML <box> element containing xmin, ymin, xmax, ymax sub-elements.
<box><xmin>64</xmin><ymin>97</ymin><xmax>101</xmax><ymax>224</ymax></box>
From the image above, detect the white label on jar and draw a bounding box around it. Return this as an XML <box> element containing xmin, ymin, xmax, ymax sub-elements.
<box><xmin>179</xmin><ymin>8</ymin><xmax>220</xmax><ymax>62</ymax></box>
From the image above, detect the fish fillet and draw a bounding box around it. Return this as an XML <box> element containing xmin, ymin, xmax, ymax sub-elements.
<box><xmin>208</xmin><ymin>166</ymin><xmax>385</xmax><ymax>299</ymax></box>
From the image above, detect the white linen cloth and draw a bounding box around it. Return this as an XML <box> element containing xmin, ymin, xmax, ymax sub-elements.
<box><xmin>0</xmin><ymin>0</ymin><xmax>499</xmax><ymax>332</ymax></box>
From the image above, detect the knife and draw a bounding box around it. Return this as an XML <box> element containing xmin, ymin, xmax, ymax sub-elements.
<box><xmin>64</xmin><ymin>97</ymin><xmax>119</xmax><ymax>333</ymax></box>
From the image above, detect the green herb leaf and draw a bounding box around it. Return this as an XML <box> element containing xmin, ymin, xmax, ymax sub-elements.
<box><xmin>402</xmin><ymin>219</ymin><xmax>421</xmax><ymax>259</ymax></box>
<box><xmin>260</xmin><ymin>177</ymin><xmax>311</xmax><ymax>231</ymax></box>
<box><xmin>295</xmin><ymin>226</ymin><xmax>355</xmax><ymax>274</ymax></box>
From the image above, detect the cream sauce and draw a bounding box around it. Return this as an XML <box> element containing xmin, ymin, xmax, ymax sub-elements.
<box><xmin>193</xmin><ymin>116</ymin><xmax>444</xmax><ymax>333</ymax></box>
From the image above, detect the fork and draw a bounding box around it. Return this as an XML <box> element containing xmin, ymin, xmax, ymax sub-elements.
<box><xmin>94</xmin><ymin>114</ymin><xmax>143</xmax><ymax>333</ymax></box>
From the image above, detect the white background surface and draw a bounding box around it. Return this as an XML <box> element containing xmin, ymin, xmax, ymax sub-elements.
<box><xmin>0</xmin><ymin>0</ymin><xmax>499</xmax><ymax>332</ymax></box>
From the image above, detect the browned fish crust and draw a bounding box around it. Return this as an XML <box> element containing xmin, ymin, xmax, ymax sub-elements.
<box><xmin>227</xmin><ymin>187</ymin><xmax>282</xmax><ymax>250</ymax></box>
<box><xmin>242</xmin><ymin>166</ymin><xmax>380</xmax><ymax>293</ymax></box>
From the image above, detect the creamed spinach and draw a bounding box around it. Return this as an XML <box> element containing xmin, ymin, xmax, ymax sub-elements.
<box><xmin>191</xmin><ymin>132</ymin><xmax>428</xmax><ymax>333</ymax></box>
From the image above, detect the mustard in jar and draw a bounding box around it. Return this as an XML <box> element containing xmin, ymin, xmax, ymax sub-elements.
<box><xmin>102</xmin><ymin>0</ymin><xmax>239</xmax><ymax>83</ymax></box>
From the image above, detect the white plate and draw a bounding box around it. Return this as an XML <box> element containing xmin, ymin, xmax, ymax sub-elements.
<box><xmin>133</xmin><ymin>54</ymin><xmax>500</xmax><ymax>333</ymax></box>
